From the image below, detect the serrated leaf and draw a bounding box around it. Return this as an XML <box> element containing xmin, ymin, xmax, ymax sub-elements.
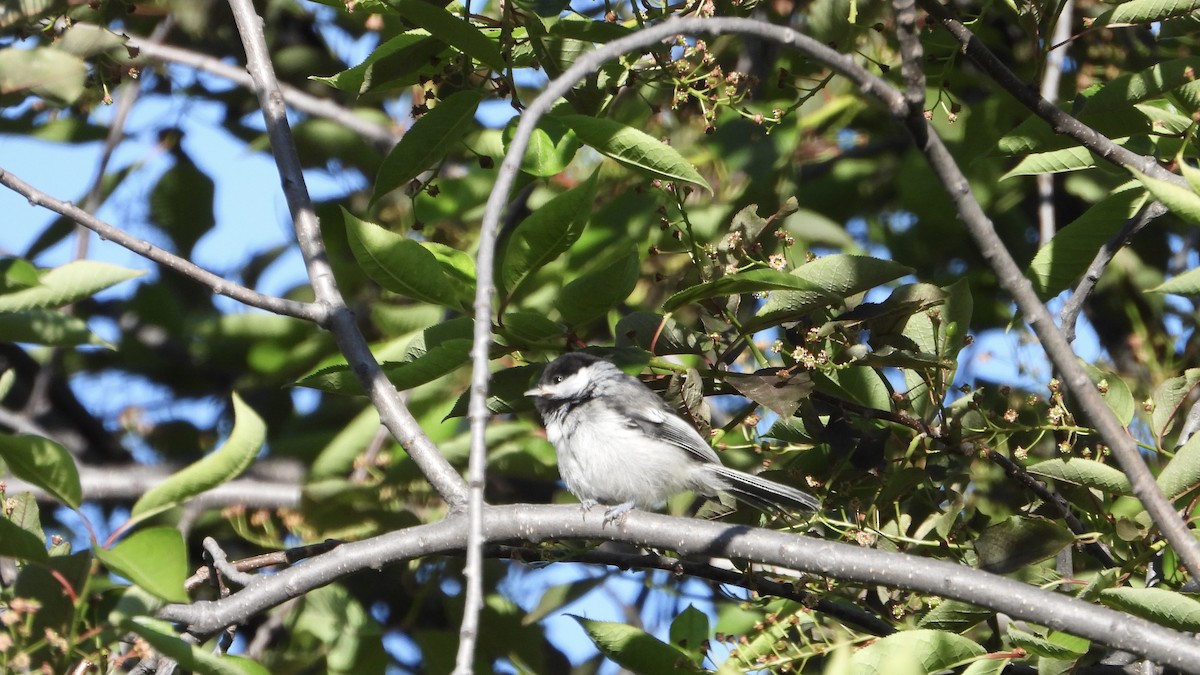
<box><xmin>0</xmin><ymin>434</ymin><xmax>82</xmax><ymax>508</ymax></box>
<box><xmin>848</xmin><ymin>629</ymin><xmax>985</xmax><ymax>675</ymax></box>
<box><xmin>390</xmin><ymin>0</ymin><xmax>504</xmax><ymax>70</ymax></box>
<box><xmin>1000</xmin><ymin>146</ymin><xmax>1097</xmax><ymax>180</ymax></box>
<box><xmin>1097</xmin><ymin>0</ymin><xmax>1200</xmax><ymax>25</ymax></box>
<box><xmin>1157</xmin><ymin>432</ymin><xmax>1200</xmax><ymax>500</ymax></box>
<box><xmin>372</xmin><ymin>90</ymin><xmax>482</xmax><ymax>203</ymax></box>
<box><xmin>663</xmin><ymin>268</ymin><xmax>827</xmax><ymax>313</ymax></box>
<box><xmin>131</xmin><ymin>393</ymin><xmax>265</xmax><ymax>520</ymax></box>
<box><xmin>1029</xmin><ymin>458</ymin><xmax>1132</xmax><ymax>494</ymax></box>
<box><xmin>974</xmin><ymin>516</ymin><xmax>1074</xmax><ymax>573</ymax></box>
<box><xmin>1083</xmin><ymin>58</ymin><xmax>1200</xmax><ymax>112</ymax></box>
<box><xmin>556</xmin><ymin>244</ymin><xmax>639</xmax><ymax>325</ymax></box>
<box><xmin>0</xmin><ymin>260</ymin><xmax>144</xmax><ymax>311</ymax></box>
<box><xmin>1150</xmin><ymin>266</ymin><xmax>1200</xmax><ymax>295</ymax></box>
<box><xmin>0</xmin><ymin>309</ymin><xmax>106</xmax><ymax>346</ymax></box>
<box><xmin>96</xmin><ymin>528</ymin><xmax>188</xmax><ymax>602</ymax></box>
<box><xmin>1027</xmin><ymin>188</ymin><xmax>1146</xmax><ymax>299</ymax></box>
<box><xmin>1098</xmin><ymin>587</ymin><xmax>1200</xmax><ymax>630</ymax></box>
<box><xmin>498</xmin><ymin>172</ymin><xmax>598</xmax><ymax>300</ymax></box>
<box><xmin>573</xmin><ymin>616</ymin><xmax>703</xmax><ymax>674</ymax></box>
<box><xmin>556</xmin><ymin>114</ymin><xmax>711</xmax><ymax>192</ymax></box>
<box><xmin>125</xmin><ymin>616</ymin><xmax>266</xmax><ymax>674</ymax></box>
<box><xmin>343</xmin><ymin>208</ymin><xmax>472</xmax><ymax>308</ymax></box>
<box><xmin>751</xmin><ymin>255</ymin><xmax>914</xmax><ymax>329</ymax></box>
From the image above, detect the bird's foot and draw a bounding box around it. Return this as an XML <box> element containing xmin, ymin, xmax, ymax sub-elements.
<box><xmin>602</xmin><ymin>502</ymin><xmax>635</xmax><ymax>527</ymax></box>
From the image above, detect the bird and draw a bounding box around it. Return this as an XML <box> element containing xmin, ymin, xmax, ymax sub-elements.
<box><xmin>525</xmin><ymin>352</ymin><xmax>819</xmax><ymax>524</ymax></box>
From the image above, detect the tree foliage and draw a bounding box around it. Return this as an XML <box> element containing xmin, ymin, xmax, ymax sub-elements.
<box><xmin>2</xmin><ymin>0</ymin><xmax>1200</xmax><ymax>672</ymax></box>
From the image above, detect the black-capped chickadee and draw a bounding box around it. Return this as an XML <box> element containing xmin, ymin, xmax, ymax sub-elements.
<box><xmin>525</xmin><ymin>352</ymin><xmax>819</xmax><ymax>523</ymax></box>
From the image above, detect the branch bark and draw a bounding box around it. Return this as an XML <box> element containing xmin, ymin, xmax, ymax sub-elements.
<box><xmin>156</xmin><ymin>504</ymin><xmax>1200</xmax><ymax>672</ymax></box>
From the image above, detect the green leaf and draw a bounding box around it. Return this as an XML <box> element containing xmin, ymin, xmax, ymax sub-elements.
<box><xmin>499</xmin><ymin>311</ymin><xmax>563</xmax><ymax>345</ymax></box>
<box><xmin>1157</xmin><ymin>432</ymin><xmax>1200</xmax><ymax>500</ymax></box>
<box><xmin>131</xmin><ymin>393</ymin><xmax>265</xmax><ymax>520</ymax></box>
<box><xmin>0</xmin><ymin>260</ymin><xmax>144</xmax><ymax>311</ymax></box>
<box><xmin>1097</xmin><ymin>0</ymin><xmax>1200</xmax><ymax>25</ymax></box>
<box><xmin>310</xmin><ymin>406</ymin><xmax>381</xmax><ymax>480</ymax></box>
<box><xmin>1082</xmin><ymin>58</ymin><xmax>1200</xmax><ymax>112</ymax></box>
<box><xmin>1151</xmin><ymin>266</ymin><xmax>1200</xmax><ymax>295</ymax></box>
<box><xmin>389</xmin><ymin>0</ymin><xmax>504</xmax><ymax>70</ymax></box>
<box><xmin>663</xmin><ymin>268</ymin><xmax>826</xmax><ymax>313</ymax></box>
<box><xmin>973</xmin><ymin>516</ymin><xmax>1074</xmax><ymax>573</ymax></box>
<box><xmin>1099</xmin><ymin>587</ymin><xmax>1200</xmax><ymax>630</ymax></box>
<box><xmin>0</xmin><ymin>434</ymin><xmax>82</xmax><ymax>508</ymax></box>
<box><xmin>125</xmin><ymin>616</ymin><xmax>267</xmax><ymax>674</ymax></box>
<box><xmin>502</xmin><ymin>115</ymin><xmax>580</xmax><ymax>177</ymax></box>
<box><xmin>1000</xmin><ymin>146</ymin><xmax>1097</xmax><ymax>180</ymax></box>
<box><xmin>1028</xmin><ymin>458</ymin><xmax>1131</xmax><ymax>495</ymax></box>
<box><xmin>670</xmin><ymin>605</ymin><xmax>710</xmax><ymax>664</ymax></box>
<box><xmin>522</xmin><ymin>577</ymin><xmax>605</xmax><ymax>625</ymax></box>
<box><xmin>1006</xmin><ymin>626</ymin><xmax>1088</xmax><ymax>659</ymax></box>
<box><xmin>848</xmin><ymin>629</ymin><xmax>986</xmax><ymax>675</ymax></box>
<box><xmin>371</xmin><ymin>90</ymin><xmax>482</xmax><ymax>204</ymax></box>
<box><xmin>297</xmin><ymin>338</ymin><xmax>472</xmax><ymax>394</ymax></box>
<box><xmin>751</xmin><ymin>255</ymin><xmax>914</xmax><ymax>329</ymax></box>
<box><xmin>1133</xmin><ymin>168</ymin><xmax>1200</xmax><ymax>224</ymax></box>
<box><xmin>0</xmin><ymin>258</ymin><xmax>39</xmax><ymax>292</ymax></box>
<box><xmin>1080</xmin><ymin>362</ymin><xmax>1135</xmax><ymax>427</ymax></box>
<box><xmin>312</xmin><ymin>31</ymin><xmax>441</xmax><ymax>95</ymax></box>
<box><xmin>0</xmin><ymin>506</ymin><xmax>48</xmax><ymax>559</ymax></box>
<box><xmin>556</xmin><ymin>114</ymin><xmax>711</xmax><ymax>192</ymax></box>
<box><xmin>918</xmin><ymin>599</ymin><xmax>991</xmax><ymax>633</ymax></box>
<box><xmin>1027</xmin><ymin>187</ymin><xmax>1145</xmax><ymax>299</ymax></box>
<box><xmin>343</xmin><ymin>208</ymin><xmax>472</xmax><ymax>308</ymax></box>
<box><xmin>447</xmin><ymin>364</ymin><xmax>539</xmax><ymax>418</ymax></box>
<box><xmin>0</xmin><ymin>309</ymin><xmax>106</xmax><ymax>346</ymax></box>
<box><xmin>614</xmin><ymin>311</ymin><xmax>713</xmax><ymax>355</ymax></box>
<box><xmin>719</xmin><ymin>370</ymin><xmax>814</xmax><ymax>418</ymax></box>
<box><xmin>498</xmin><ymin>172</ymin><xmax>598</xmax><ymax>299</ymax></box>
<box><xmin>556</xmin><ymin>243</ymin><xmax>639</xmax><ymax>325</ymax></box>
<box><xmin>149</xmin><ymin>152</ymin><xmax>215</xmax><ymax>256</ymax></box>
<box><xmin>1152</xmin><ymin>369</ymin><xmax>1200</xmax><ymax>444</ymax></box>
<box><xmin>0</xmin><ymin>46</ymin><xmax>87</xmax><ymax>105</ymax></box>
<box><xmin>573</xmin><ymin>616</ymin><xmax>702</xmax><ymax>674</ymax></box>
<box><xmin>96</xmin><ymin>528</ymin><xmax>188</xmax><ymax>602</ymax></box>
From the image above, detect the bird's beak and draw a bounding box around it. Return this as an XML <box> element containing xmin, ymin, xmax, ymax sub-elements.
<box><xmin>524</xmin><ymin>387</ymin><xmax>545</xmax><ymax>398</ymax></box>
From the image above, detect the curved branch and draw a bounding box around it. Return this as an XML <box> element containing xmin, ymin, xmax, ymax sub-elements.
<box><xmin>156</xmin><ymin>504</ymin><xmax>1200</xmax><ymax>671</ymax></box>
<box><xmin>0</xmin><ymin>166</ymin><xmax>323</xmax><ymax>323</ymax></box>
<box><xmin>225</xmin><ymin>0</ymin><xmax>468</xmax><ymax>507</ymax></box>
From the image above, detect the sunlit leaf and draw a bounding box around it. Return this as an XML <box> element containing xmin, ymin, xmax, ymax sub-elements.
<box><xmin>497</xmin><ymin>172</ymin><xmax>598</xmax><ymax>300</ymax></box>
<box><xmin>343</xmin><ymin>208</ymin><xmax>473</xmax><ymax>308</ymax></box>
<box><xmin>573</xmin><ymin>616</ymin><xmax>703</xmax><ymax>674</ymax></box>
<box><xmin>96</xmin><ymin>528</ymin><xmax>188</xmax><ymax>602</ymax></box>
<box><xmin>556</xmin><ymin>114</ymin><xmax>711</xmax><ymax>191</ymax></box>
<box><xmin>1099</xmin><ymin>587</ymin><xmax>1200</xmax><ymax>631</ymax></box>
<box><xmin>390</xmin><ymin>0</ymin><xmax>504</xmax><ymax>70</ymax></box>
<box><xmin>0</xmin><ymin>434</ymin><xmax>82</xmax><ymax>508</ymax></box>
<box><xmin>0</xmin><ymin>260</ymin><xmax>144</xmax><ymax>311</ymax></box>
<box><xmin>372</xmin><ymin>90</ymin><xmax>482</xmax><ymax>203</ymax></box>
<box><xmin>1028</xmin><ymin>458</ymin><xmax>1131</xmax><ymax>495</ymax></box>
<box><xmin>849</xmin><ymin>629</ymin><xmax>985</xmax><ymax>675</ymax></box>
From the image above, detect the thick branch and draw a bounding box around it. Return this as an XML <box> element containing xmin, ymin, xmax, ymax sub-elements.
<box><xmin>0</xmin><ymin>167</ymin><xmax>323</xmax><ymax>322</ymax></box>
<box><xmin>156</xmin><ymin>504</ymin><xmax>1200</xmax><ymax>671</ymax></box>
<box><xmin>225</xmin><ymin>0</ymin><xmax>468</xmax><ymax>507</ymax></box>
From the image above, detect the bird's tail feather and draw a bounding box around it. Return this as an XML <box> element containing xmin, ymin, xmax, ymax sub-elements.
<box><xmin>706</xmin><ymin>465</ymin><xmax>819</xmax><ymax>513</ymax></box>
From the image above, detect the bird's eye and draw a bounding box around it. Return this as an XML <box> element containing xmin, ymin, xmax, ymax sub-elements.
<box><xmin>552</xmin><ymin>375</ymin><xmax>565</xmax><ymax>384</ymax></box>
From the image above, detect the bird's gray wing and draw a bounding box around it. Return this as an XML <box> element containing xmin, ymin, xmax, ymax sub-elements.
<box><xmin>611</xmin><ymin>396</ymin><xmax>721</xmax><ymax>464</ymax></box>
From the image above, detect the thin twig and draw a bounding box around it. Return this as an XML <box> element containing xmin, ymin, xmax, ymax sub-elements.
<box><xmin>891</xmin><ymin>0</ymin><xmax>925</xmax><ymax>113</ymax></box>
<box><xmin>1061</xmin><ymin>202</ymin><xmax>1164</xmax><ymax>344</ymax></box>
<box><xmin>1036</xmin><ymin>0</ymin><xmax>1073</xmax><ymax>246</ymax></box>
<box><xmin>0</xmin><ymin>167</ymin><xmax>323</xmax><ymax>322</ymax></box>
<box><xmin>224</xmin><ymin>0</ymin><xmax>468</xmax><ymax>507</ymax></box>
<box><xmin>124</xmin><ymin>33</ymin><xmax>400</xmax><ymax>149</ymax></box>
